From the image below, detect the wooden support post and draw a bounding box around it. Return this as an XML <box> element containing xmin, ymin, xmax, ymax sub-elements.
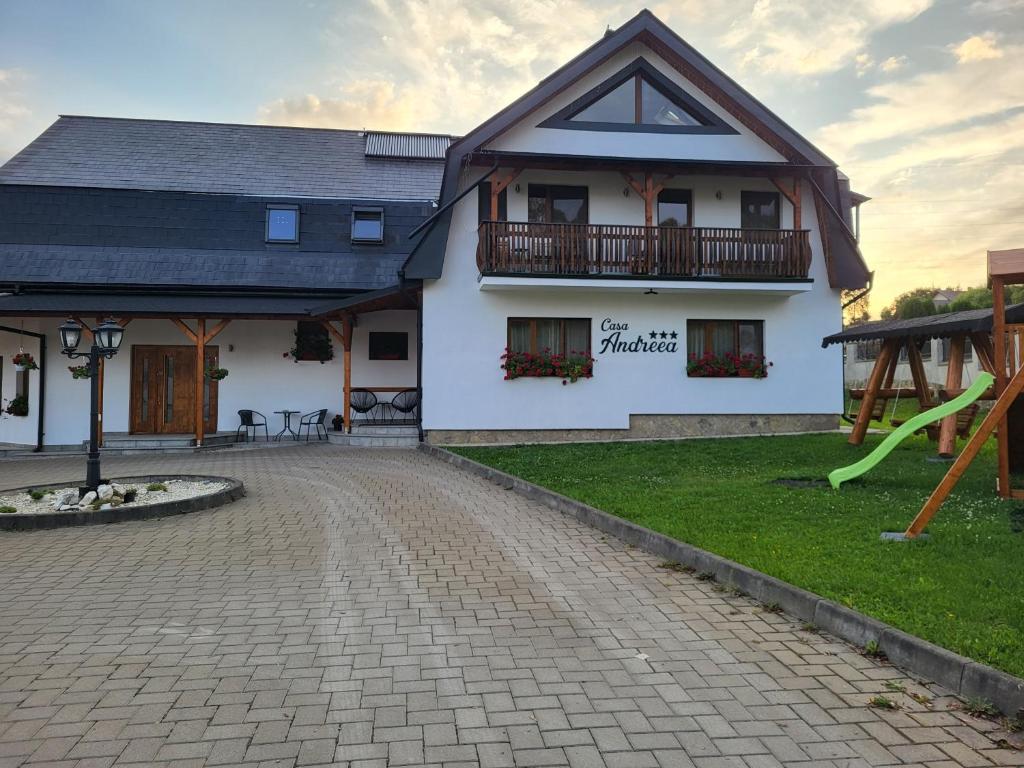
<box><xmin>342</xmin><ymin>315</ymin><xmax>353</xmax><ymax>433</ymax></box>
<box><xmin>970</xmin><ymin>332</ymin><xmax>997</xmax><ymax>375</ymax></box>
<box><xmin>849</xmin><ymin>339</ymin><xmax>899</xmax><ymax>445</ymax></box>
<box><xmin>771</xmin><ymin>178</ymin><xmax>802</xmax><ymax>229</ymax></box>
<box><xmin>906</xmin><ymin>363</ymin><xmax>1024</xmax><ymax>537</ymax></box>
<box><xmin>992</xmin><ymin>278</ymin><xmax>1011</xmax><ymax>497</ymax></box>
<box><xmin>937</xmin><ymin>335</ymin><xmax>965</xmax><ymax>457</ymax></box>
<box><xmin>195</xmin><ymin>319</ymin><xmax>205</xmax><ymax>447</ymax></box>
<box><xmin>906</xmin><ymin>341</ymin><xmax>933</xmax><ymax>408</ymax></box>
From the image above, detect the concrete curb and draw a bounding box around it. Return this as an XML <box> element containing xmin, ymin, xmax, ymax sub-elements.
<box><xmin>0</xmin><ymin>475</ymin><xmax>245</xmax><ymax>531</ymax></box>
<box><xmin>420</xmin><ymin>443</ymin><xmax>1024</xmax><ymax>716</ymax></box>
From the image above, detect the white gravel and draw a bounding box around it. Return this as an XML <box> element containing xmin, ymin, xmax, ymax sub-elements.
<box><xmin>0</xmin><ymin>478</ymin><xmax>228</xmax><ymax>516</ymax></box>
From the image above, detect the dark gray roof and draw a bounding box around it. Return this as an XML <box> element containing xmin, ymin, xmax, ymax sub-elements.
<box><xmin>0</xmin><ymin>292</ymin><xmax>327</xmax><ymax>317</ymax></box>
<box><xmin>365</xmin><ymin>131</ymin><xmax>454</xmax><ymax>159</ymax></box>
<box><xmin>0</xmin><ymin>116</ymin><xmax>445</xmax><ymax>200</ymax></box>
<box><xmin>0</xmin><ymin>243</ymin><xmax>405</xmax><ymax>292</ymax></box>
<box><xmin>821</xmin><ymin>303</ymin><xmax>1024</xmax><ymax>347</ymax></box>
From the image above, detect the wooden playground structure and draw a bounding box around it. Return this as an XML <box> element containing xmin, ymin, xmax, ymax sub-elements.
<box><xmin>904</xmin><ymin>249</ymin><xmax>1024</xmax><ymax>536</ymax></box>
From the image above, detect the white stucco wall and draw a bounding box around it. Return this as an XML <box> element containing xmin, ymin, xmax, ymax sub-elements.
<box><xmin>0</xmin><ymin>311</ymin><xmax>417</xmax><ymax>447</ymax></box>
<box><xmin>487</xmin><ymin>42</ymin><xmax>786</xmax><ymax>163</ymax></box>
<box><xmin>421</xmin><ymin>179</ymin><xmax>843</xmax><ymax>432</ymax></box>
<box><xmin>491</xmin><ymin>169</ymin><xmax>794</xmax><ymax>229</ymax></box>
<box><xmin>843</xmin><ymin>341</ymin><xmax>985</xmax><ymax>389</ymax></box>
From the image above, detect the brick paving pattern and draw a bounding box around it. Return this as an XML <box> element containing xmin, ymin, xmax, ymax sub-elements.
<box><xmin>0</xmin><ymin>445</ymin><xmax>1020</xmax><ymax>767</ymax></box>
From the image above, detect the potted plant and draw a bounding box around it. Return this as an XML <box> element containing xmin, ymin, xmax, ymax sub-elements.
<box><xmin>68</xmin><ymin>365</ymin><xmax>92</xmax><ymax>380</ymax></box>
<box><xmin>284</xmin><ymin>331</ymin><xmax>334</xmax><ymax>364</ymax></box>
<box><xmin>12</xmin><ymin>352</ymin><xmax>37</xmax><ymax>371</ymax></box>
<box><xmin>331</xmin><ymin>414</ymin><xmax>344</xmax><ymax>431</ymax></box>
<box><xmin>5</xmin><ymin>395</ymin><xmax>28</xmax><ymax>417</ymax></box>
<box><xmin>204</xmin><ymin>365</ymin><xmax>229</xmax><ymax>380</ymax></box>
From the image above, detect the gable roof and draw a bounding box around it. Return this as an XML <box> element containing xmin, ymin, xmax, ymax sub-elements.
<box><xmin>0</xmin><ymin>116</ymin><xmax>446</xmax><ymax>201</ymax></box>
<box><xmin>404</xmin><ymin>9</ymin><xmax>871</xmax><ymax>289</ymax></box>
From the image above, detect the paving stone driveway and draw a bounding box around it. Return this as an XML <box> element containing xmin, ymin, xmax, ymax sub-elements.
<box><xmin>0</xmin><ymin>445</ymin><xmax>1019</xmax><ymax>768</ymax></box>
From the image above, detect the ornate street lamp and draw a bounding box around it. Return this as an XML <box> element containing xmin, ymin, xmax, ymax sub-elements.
<box><xmin>59</xmin><ymin>317</ymin><xmax>125</xmax><ymax>491</ymax></box>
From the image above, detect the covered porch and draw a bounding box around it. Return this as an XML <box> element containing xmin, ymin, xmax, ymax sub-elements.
<box><xmin>0</xmin><ymin>287</ymin><xmax>422</xmax><ymax>451</ymax></box>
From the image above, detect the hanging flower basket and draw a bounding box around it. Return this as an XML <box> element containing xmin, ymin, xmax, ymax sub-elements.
<box><xmin>204</xmin><ymin>366</ymin><xmax>229</xmax><ymax>381</ymax></box>
<box><xmin>68</xmin><ymin>365</ymin><xmax>92</xmax><ymax>380</ymax></box>
<box><xmin>12</xmin><ymin>352</ymin><xmax>37</xmax><ymax>372</ymax></box>
<box><xmin>4</xmin><ymin>396</ymin><xmax>28</xmax><ymax>417</ymax></box>
<box><xmin>500</xmin><ymin>347</ymin><xmax>595</xmax><ymax>385</ymax></box>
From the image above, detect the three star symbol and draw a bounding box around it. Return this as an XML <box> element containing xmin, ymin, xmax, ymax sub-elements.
<box><xmin>648</xmin><ymin>330</ymin><xmax>679</xmax><ymax>340</ymax></box>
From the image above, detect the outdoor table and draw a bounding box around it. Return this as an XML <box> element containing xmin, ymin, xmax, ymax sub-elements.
<box><xmin>273</xmin><ymin>410</ymin><xmax>300</xmax><ymax>441</ymax></box>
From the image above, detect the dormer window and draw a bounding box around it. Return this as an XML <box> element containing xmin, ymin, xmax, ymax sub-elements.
<box><xmin>538</xmin><ymin>58</ymin><xmax>737</xmax><ymax>135</ymax></box>
<box><xmin>266</xmin><ymin>205</ymin><xmax>299</xmax><ymax>242</ymax></box>
<box><xmin>352</xmin><ymin>207</ymin><xmax>384</xmax><ymax>243</ymax></box>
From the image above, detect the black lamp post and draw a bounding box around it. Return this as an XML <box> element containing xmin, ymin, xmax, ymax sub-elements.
<box><xmin>59</xmin><ymin>318</ymin><xmax>124</xmax><ymax>491</ymax></box>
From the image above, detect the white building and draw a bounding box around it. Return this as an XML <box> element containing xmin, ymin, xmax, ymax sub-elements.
<box><xmin>0</xmin><ymin>10</ymin><xmax>871</xmax><ymax>450</ymax></box>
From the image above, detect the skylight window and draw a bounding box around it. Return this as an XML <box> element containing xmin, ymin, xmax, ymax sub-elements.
<box><xmin>352</xmin><ymin>207</ymin><xmax>384</xmax><ymax>243</ymax></box>
<box><xmin>266</xmin><ymin>205</ymin><xmax>299</xmax><ymax>242</ymax></box>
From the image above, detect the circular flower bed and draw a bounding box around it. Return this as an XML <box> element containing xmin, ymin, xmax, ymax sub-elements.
<box><xmin>0</xmin><ymin>475</ymin><xmax>243</xmax><ymax>530</ymax></box>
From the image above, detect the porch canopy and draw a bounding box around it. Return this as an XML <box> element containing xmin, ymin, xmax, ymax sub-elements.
<box><xmin>0</xmin><ymin>286</ymin><xmax>419</xmax><ymax>444</ymax></box>
<box><xmin>822</xmin><ymin>303</ymin><xmax>1024</xmax><ymax>455</ymax></box>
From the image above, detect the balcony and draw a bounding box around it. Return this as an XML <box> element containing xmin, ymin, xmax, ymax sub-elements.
<box><xmin>476</xmin><ymin>221</ymin><xmax>812</xmax><ymax>283</ymax></box>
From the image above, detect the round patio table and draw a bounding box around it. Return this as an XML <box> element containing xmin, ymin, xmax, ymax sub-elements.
<box><xmin>273</xmin><ymin>410</ymin><xmax>300</xmax><ymax>441</ymax></box>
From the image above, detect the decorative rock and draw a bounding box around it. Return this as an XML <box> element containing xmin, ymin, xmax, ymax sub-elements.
<box><xmin>111</xmin><ymin>483</ymin><xmax>126</xmax><ymax>495</ymax></box>
<box><xmin>137</xmin><ymin>488</ymin><xmax>149</xmax><ymax>496</ymax></box>
<box><xmin>99</xmin><ymin>503</ymin><xmax>112</xmax><ymax>510</ymax></box>
<box><xmin>51</xmin><ymin>489</ymin><xmax>78</xmax><ymax>508</ymax></box>
<box><xmin>97</xmin><ymin>484</ymin><xmax>114</xmax><ymax>500</ymax></box>
<box><xmin>79</xmin><ymin>491</ymin><xmax>97</xmax><ymax>506</ymax></box>
<box><xmin>58</xmin><ymin>504</ymin><xmax>74</xmax><ymax>511</ymax></box>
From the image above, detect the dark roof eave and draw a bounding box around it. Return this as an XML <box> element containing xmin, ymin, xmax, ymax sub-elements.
<box><xmin>821</xmin><ymin>303</ymin><xmax>1024</xmax><ymax>347</ymax></box>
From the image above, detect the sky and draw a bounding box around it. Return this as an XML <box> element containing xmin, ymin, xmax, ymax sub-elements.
<box><xmin>1</xmin><ymin>0</ymin><xmax>1021</xmax><ymax>316</ymax></box>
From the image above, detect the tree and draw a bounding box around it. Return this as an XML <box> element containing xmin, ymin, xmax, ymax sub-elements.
<box><xmin>948</xmin><ymin>284</ymin><xmax>1024</xmax><ymax>312</ymax></box>
<box><xmin>880</xmin><ymin>288</ymin><xmax>940</xmax><ymax>320</ymax></box>
<box><xmin>841</xmin><ymin>289</ymin><xmax>871</xmax><ymax>326</ymax></box>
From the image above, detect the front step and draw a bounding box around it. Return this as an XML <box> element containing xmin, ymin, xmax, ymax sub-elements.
<box><xmin>328</xmin><ymin>426</ymin><xmax>420</xmax><ymax>448</ymax></box>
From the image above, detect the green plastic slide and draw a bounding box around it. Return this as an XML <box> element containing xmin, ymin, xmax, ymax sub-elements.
<box><xmin>828</xmin><ymin>371</ymin><xmax>995</xmax><ymax>489</ymax></box>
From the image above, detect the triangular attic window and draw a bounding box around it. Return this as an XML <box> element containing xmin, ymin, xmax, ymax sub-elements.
<box><xmin>539</xmin><ymin>58</ymin><xmax>737</xmax><ymax>135</ymax></box>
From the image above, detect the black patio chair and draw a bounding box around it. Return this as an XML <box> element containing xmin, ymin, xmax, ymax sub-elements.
<box><xmin>389</xmin><ymin>389</ymin><xmax>419</xmax><ymax>424</ymax></box>
<box><xmin>237</xmin><ymin>409</ymin><xmax>269</xmax><ymax>442</ymax></box>
<box><xmin>298</xmin><ymin>408</ymin><xmax>328</xmax><ymax>441</ymax></box>
<box><xmin>349</xmin><ymin>389</ymin><xmax>379</xmax><ymax>424</ymax></box>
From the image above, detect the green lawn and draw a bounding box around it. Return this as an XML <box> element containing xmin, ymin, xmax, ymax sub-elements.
<box><xmin>452</xmin><ymin>433</ymin><xmax>1024</xmax><ymax>678</ymax></box>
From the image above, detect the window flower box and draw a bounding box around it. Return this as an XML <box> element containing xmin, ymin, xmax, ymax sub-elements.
<box><xmin>12</xmin><ymin>352</ymin><xmax>37</xmax><ymax>372</ymax></box>
<box><xmin>501</xmin><ymin>348</ymin><xmax>595</xmax><ymax>385</ymax></box>
<box><xmin>686</xmin><ymin>352</ymin><xmax>771</xmax><ymax>378</ymax></box>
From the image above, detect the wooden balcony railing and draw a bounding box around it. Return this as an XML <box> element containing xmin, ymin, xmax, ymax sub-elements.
<box><xmin>476</xmin><ymin>221</ymin><xmax>812</xmax><ymax>280</ymax></box>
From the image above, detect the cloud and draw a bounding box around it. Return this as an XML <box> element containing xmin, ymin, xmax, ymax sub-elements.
<box><xmin>259</xmin><ymin>82</ymin><xmax>418</xmax><ymax>132</ymax></box>
<box><xmin>258</xmin><ymin>0</ymin><xmax>634</xmax><ymax>134</ymax></box>
<box><xmin>855</xmin><ymin>53</ymin><xmax>874</xmax><ymax>77</ymax></box>
<box><xmin>720</xmin><ymin>0</ymin><xmax>932</xmax><ymax>75</ymax></box>
<box><xmin>951</xmin><ymin>33</ymin><xmax>1003</xmax><ymax>62</ymax></box>
<box><xmin>969</xmin><ymin>0</ymin><xmax>1024</xmax><ymax>13</ymax></box>
<box><xmin>0</xmin><ymin>69</ymin><xmax>31</xmax><ymax>164</ymax></box>
<box><xmin>879</xmin><ymin>55</ymin><xmax>907</xmax><ymax>73</ymax></box>
<box><xmin>817</xmin><ymin>44</ymin><xmax>1024</xmax><ymax>159</ymax></box>
<box><xmin>816</xmin><ymin>45</ymin><xmax>1024</xmax><ymax>313</ymax></box>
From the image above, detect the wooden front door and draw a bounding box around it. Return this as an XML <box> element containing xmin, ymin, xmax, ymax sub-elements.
<box><xmin>129</xmin><ymin>345</ymin><xmax>218</xmax><ymax>434</ymax></box>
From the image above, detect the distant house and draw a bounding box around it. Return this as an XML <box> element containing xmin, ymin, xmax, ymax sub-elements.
<box><xmin>0</xmin><ymin>10</ymin><xmax>871</xmax><ymax>449</ymax></box>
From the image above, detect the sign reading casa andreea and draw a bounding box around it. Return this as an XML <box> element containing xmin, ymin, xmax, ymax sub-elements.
<box><xmin>598</xmin><ymin>318</ymin><xmax>679</xmax><ymax>355</ymax></box>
